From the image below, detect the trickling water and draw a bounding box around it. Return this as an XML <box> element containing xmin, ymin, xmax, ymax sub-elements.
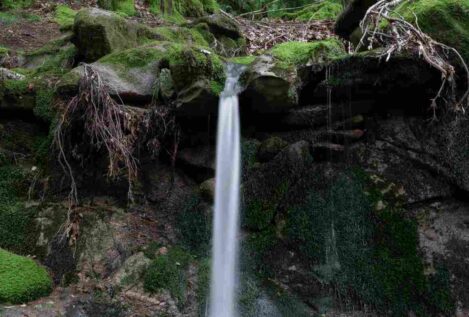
<box><xmin>209</xmin><ymin>63</ymin><xmax>245</xmax><ymax>317</ymax></box>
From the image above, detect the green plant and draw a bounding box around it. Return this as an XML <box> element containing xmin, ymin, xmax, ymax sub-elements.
<box><xmin>0</xmin><ymin>248</ymin><xmax>52</xmax><ymax>304</ymax></box>
<box><xmin>176</xmin><ymin>194</ymin><xmax>212</xmax><ymax>256</ymax></box>
<box><xmin>54</xmin><ymin>5</ymin><xmax>77</xmax><ymax>29</ymax></box>
<box><xmin>143</xmin><ymin>247</ymin><xmax>192</xmax><ymax>303</ymax></box>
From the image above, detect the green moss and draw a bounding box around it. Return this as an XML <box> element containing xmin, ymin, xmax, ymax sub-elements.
<box><xmin>229</xmin><ymin>55</ymin><xmax>256</xmax><ymax>65</ymax></box>
<box><xmin>270</xmin><ymin>39</ymin><xmax>346</xmax><ymax>68</ymax></box>
<box><xmin>98</xmin><ymin>0</ymin><xmax>136</xmax><ymax>15</ymax></box>
<box><xmin>0</xmin><ymin>0</ymin><xmax>35</xmax><ymax>9</ymax></box>
<box><xmin>143</xmin><ymin>247</ymin><xmax>192</xmax><ymax>304</ymax></box>
<box><xmin>395</xmin><ymin>0</ymin><xmax>469</xmax><ymax>60</ymax></box>
<box><xmin>166</xmin><ymin>42</ymin><xmax>225</xmax><ymax>90</ymax></box>
<box><xmin>3</xmin><ymin>79</ymin><xmax>29</xmax><ymax>95</ymax></box>
<box><xmin>0</xmin><ymin>165</ymin><xmax>38</xmax><ymax>254</ymax></box>
<box><xmin>285</xmin><ymin>171</ymin><xmax>455</xmax><ymax>316</ymax></box>
<box><xmin>148</xmin><ymin>0</ymin><xmax>215</xmax><ymax>19</ymax></box>
<box><xmin>176</xmin><ymin>194</ymin><xmax>211</xmax><ymax>256</ymax></box>
<box><xmin>151</xmin><ymin>26</ymin><xmax>210</xmax><ymax>47</ymax></box>
<box><xmin>241</xmin><ymin>139</ymin><xmax>260</xmax><ymax>172</ymax></box>
<box><xmin>278</xmin><ymin>0</ymin><xmax>343</xmax><ymax>21</ymax></box>
<box><xmin>34</xmin><ymin>86</ymin><xmax>55</xmax><ymax>122</ymax></box>
<box><xmin>99</xmin><ymin>43</ymin><xmax>166</xmax><ymax>69</ymax></box>
<box><xmin>0</xmin><ymin>249</ymin><xmax>52</xmax><ymax>304</ymax></box>
<box><xmin>0</xmin><ymin>10</ymin><xmax>40</xmax><ymax>25</ymax></box>
<box><xmin>244</xmin><ymin>181</ymin><xmax>289</xmax><ymax>230</ymax></box>
<box><xmin>54</xmin><ymin>5</ymin><xmax>77</xmax><ymax>29</ymax></box>
<box><xmin>210</xmin><ymin>80</ymin><xmax>224</xmax><ymax>95</ymax></box>
<box><xmin>0</xmin><ymin>46</ymin><xmax>9</xmax><ymax>55</ymax></box>
<box><xmin>196</xmin><ymin>258</ymin><xmax>210</xmax><ymax>315</ymax></box>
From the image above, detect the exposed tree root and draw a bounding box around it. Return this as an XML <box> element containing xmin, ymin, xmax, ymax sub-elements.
<box><xmin>358</xmin><ymin>0</ymin><xmax>469</xmax><ymax>115</ymax></box>
<box><xmin>53</xmin><ymin>64</ymin><xmax>176</xmax><ymax>242</ymax></box>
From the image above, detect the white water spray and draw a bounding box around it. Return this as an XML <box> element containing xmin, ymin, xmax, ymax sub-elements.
<box><xmin>209</xmin><ymin>63</ymin><xmax>245</xmax><ymax>317</ymax></box>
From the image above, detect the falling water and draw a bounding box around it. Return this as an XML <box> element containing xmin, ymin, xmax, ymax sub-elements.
<box><xmin>209</xmin><ymin>63</ymin><xmax>245</xmax><ymax>317</ymax></box>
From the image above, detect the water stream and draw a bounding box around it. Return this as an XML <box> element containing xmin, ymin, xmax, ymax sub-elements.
<box><xmin>208</xmin><ymin>63</ymin><xmax>245</xmax><ymax>317</ymax></box>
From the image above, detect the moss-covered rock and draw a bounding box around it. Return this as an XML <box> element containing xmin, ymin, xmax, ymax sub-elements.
<box><xmin>143</xmin><ymin>247</ymin><xmax>192</xmax><ymax>303</ymax></box>
<box><xmin>61</xmin><ymin>41</ymin><xmax>225</xmax><ymax>114</ymax></box>
<box><xmin>257</xmin><ymin>136</ymin><xmax>288</xmax><ymax>162</ymax></box>
<box><xmin>191</xmin><ymin>14</ymin><xmax>247</xmax><ymax>56</ymax></box>
<box><xmin>0</xmin><ymin>248</ymin><xmax>52</xmax><ymax>304</ymax></box>
<box><xmin>396</xmin><ymin>0</ymin><xmax>469</xmax><ymax>61</ymax></box>
<box><xmin>243</xmin><ymin>39</ymin><xmax>345</xmax><ymax>113</ymax></box>
<box><xmin>72</xmin><ymin>8</ymin><xmax>142</xmax><ymax>62</ymax></box>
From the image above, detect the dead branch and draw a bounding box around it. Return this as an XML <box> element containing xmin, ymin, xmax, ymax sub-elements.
<box><xmin>358</xmin><ymin>0</ymin><xmax>469</xmax><ymax>113</ymax></box>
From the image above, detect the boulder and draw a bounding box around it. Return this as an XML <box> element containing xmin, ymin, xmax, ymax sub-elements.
<box><xmin>242</xmin><ymin>39</ymin><xmax>345</xmax><ymax>114</ymax></box>
<box><xmin>257</xmin><ymin>136</ymin><xmax>288</xmax><ymax>162</ymax></box>
<box><xmin>72</xmin><ymin>8</ymin><xmax>141</xmax><ymax>62</ymax></box>
<box><xmin>191</xmin><ymin>14</ymin><xmax>247</xmax><ymax>56</ymax></box>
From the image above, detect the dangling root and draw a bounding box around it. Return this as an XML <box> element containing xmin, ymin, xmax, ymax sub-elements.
<box><xmin>357</xmin><ymin>0</ymin><xmax>469</xmax><ymax>114</ymax></box>
<box><xmin>53</xmin><ymin>64</ymin><xmax>144</xmax><ymax>239</ymax></box>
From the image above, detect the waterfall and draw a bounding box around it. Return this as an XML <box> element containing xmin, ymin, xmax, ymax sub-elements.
<box><xmin>208</xmin><ymin>63</ymin><xmax>245</xmax><ymax>317</ymax></box>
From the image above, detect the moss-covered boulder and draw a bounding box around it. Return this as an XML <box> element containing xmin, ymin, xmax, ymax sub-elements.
<box><xmin>257</xmin><ymin>136</ymin><xmax>288</xmax><ymax>162</ymax></box>
<box><xmin>191</xmin><ymin>14</ymin><xmax>247</xmax><ymax>56</ymax></box>
<box><xmin>242</xmin><ymin>39</ymin><xmax>345</xmax><ymax>113</ymax></box>
<box><xmin>72</xmin><ymin>8</ymin><xmax>142</xmax><ymax>62</ymax></box>
<box><xmin>0</xmin><ymin>249</ymin><xmax>52</xmax><ymax>304</ymax></box>
<box><xmin>396</xmin><ymin>0</ymin><xmax>469</xmax><ymax>61</ymax></box>
<box><xmin>59</xmin><ymin>41</ymin><xmax>225</xmax><ymax>114</ymax></box>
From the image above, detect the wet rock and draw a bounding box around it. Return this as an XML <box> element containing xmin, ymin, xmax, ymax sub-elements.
<box><xmin>415</xmin><ymin>200</ymin><xmax>469</xmax><ymax>308</ymax></box>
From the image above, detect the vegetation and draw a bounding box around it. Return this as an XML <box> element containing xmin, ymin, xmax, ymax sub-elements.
<box><xmin>0</xmin><ymin>248</ymin><xmax>52</xmax><ymax>304</ymax></box>
<box><xmin>54</xmin><ymin>5</ymin><xmax>77</xmax><ymax>29</ymax></box>
<box><xmin>396</xmin><ymin>0</ymin><xmax>469</xmax><ymax>60</ymax></box>
<box><xmin>176</xmin><ymin>194</ymin><xmax>212</xmax><ymax>256</ymax></box>
<box><xmin>284</xmin><ymin>171</ymin><xmax>455</xmax><ymax>316</ymax></box>
<box><xmin>143</xmin><ymin>247</ymin><xmax>192</xmax><ymax>303</ymax></box>
<box><xmin>270</xmin><ymin>38</ymin><xmax>345</xmax><ymax>68</ymax></box>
